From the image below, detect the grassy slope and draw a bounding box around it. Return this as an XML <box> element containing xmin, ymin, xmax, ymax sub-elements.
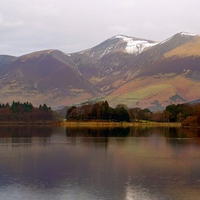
<box><xmin>103</xmin><ymin>75</ymin><xmax>200</xmax><ymax>108</ymax></box>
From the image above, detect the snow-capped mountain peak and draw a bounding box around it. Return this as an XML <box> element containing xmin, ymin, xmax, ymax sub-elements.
<box><xmin>74</xmin><ymin>35</ymin><xmax>158</xmax><ymax>59</ymax></box>
<box><xmin>113</xmin><ymin>35</ymin><xmax>158</xmax><ymax>54</ymax></box>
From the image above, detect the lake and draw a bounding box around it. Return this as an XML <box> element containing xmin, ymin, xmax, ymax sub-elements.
<box><xmin>0</xmin><ymin>125</ymin><xmax>200</xmax><ymax>200</ymax></box>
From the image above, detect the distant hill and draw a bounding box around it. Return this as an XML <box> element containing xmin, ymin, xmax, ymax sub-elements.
<box><xmin>0</xmin><ymin>50</ymin><xmax>102</xmax><ymax>109</ymax></box>
<box><xmin>0</xmin><ymin>55</ymin><xmax>15</xmax><ymax>67</ymax></box>
<box><xmin>1</xmin><ymin>32</ymin><xmax>200</xmax><ymax>110</ymax></box>
<box><xmin>189</xmin><ymin>99</ymin><xmax>200</xmax><ymax>105</ymax></box>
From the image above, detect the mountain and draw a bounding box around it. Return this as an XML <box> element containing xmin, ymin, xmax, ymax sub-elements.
<box><xmin>0</xmin><ymin>50</ymin><xmax>102</xmax><ymax>108</ymax></box>
<box><xmin>99</xmin><ymin>32</ymin><xmax>200</xmax><ymax>109</ymax></box>
<box><xmin>71</xmin><ymin>32</ymin><xmax>200</xmax><ymax>110</ymax></box>
<box><xmin>70</xmin><ymin>35</ymin><xmax>158</xmax><ymax>93</ymax></box>
<box><xmin>0</xmin><ymin>32</ymin><xmax>200</xmax><ymax>110</ymax></box>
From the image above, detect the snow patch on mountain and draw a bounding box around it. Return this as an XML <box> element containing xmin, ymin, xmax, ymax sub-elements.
<box><xmin>114</xmin><ymin>35</ymin><xmax>158</xmax><ymax>54</ymax></box>
<box><xmin>180</xmin><ymin>32</ymin><xmax>197</xmax><ymax>36</ymax></box>
<box><xmin>125</xmin><ymin>39</ymin><xmax>158</xmax><ymax>54</ymax></box>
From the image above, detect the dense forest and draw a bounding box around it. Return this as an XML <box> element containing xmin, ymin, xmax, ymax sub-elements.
<box><xmin>66</xmin><ymin>101</ymin><xmax>200</xmax><ymax>126</ymax></box>
<box><xmin>0</xmin><ymin>101</ymin><xmax>54</xmax><ymax>122</ymax></box>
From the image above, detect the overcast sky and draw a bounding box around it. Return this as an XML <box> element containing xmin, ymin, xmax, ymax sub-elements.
<box><xmin>0</xmin><ymin>0</ymin><xmax>200</xmax><ymax>56</ymax></box>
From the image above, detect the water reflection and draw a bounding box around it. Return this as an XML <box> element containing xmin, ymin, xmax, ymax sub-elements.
<box><xmin>0</xmin><ymin>125</ymin><xmax>200</xmax><ymax>139</ymax></box>
<box><xmin>66</xmin><ymin>126</ymin><xmax>200</xmax><ymax>138</ymax></box>
<box><xmin>0</xmin><ymin>126</ymin><xmax>200</xmax><ymax>199</ymax></box>
<box><xmin>66</xmin><ymin>127</ymin><xmax>131</xmax><ymax>137</ymax></box>
<box><xmin>0</xmin><ymin>126</ymin><xmax>62</xmax><ymax>145</ymax></box>
<box><xmin>0</xmin><ymin>125</ymin><xmax>54</xmax><ymax>137</ymax></box>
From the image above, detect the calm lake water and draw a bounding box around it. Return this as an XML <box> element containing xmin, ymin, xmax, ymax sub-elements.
<box><xmin>0</xmin><ymin>126</ymin><xmax>200</xmax><ymax>200</ymax></box>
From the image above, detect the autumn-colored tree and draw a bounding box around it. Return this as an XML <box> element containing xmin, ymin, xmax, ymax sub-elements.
<box><xmin>66</xmin><ymin>101</ymin><xmax>131</xmax><ymax>122</ymax></box>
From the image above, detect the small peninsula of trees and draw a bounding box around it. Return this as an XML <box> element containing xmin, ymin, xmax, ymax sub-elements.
<box><xmin>0</xmin><ymin>101</ymin><xmax>54</xmax><ymax>122</ymax></box>
<box><xmin>66</xmin><ymin>101</ymin><xmax>200</xmax><ymax>126</ymax></box>
<box><xmin>66</xmin><ymin>101</ymin><xmax>130</xmax><ymax>122</ymax></box>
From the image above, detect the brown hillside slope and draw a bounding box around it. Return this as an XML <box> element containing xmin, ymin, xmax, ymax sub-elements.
<box><xmin>0</xmin><ymin>50</ymin><xmax>102</xmax><ymax>108</ymax></box>
<box><xmin>104</xmin><ymin>75</ymin><xmax>200</xmax><ymax>109</ymax></box>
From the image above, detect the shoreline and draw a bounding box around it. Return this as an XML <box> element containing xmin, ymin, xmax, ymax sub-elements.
<box><xmin>1</xmin><ymin>121</ymin><xmax>199</xmax><ymax>128</ymax></box>
<box><xmin>0</xmin><ymin>121</ymin><xmax>56</xmax><ymax>126</ymax></box>
<box><xmin>60</xmin><ymin>121</ymin><xmax>182</xmax><ymax>127</ymax></box>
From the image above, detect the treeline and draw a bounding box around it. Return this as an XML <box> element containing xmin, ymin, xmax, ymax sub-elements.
<box><xmin>160</xmin><ymin>103</ymin><xmax>200</xmax><ymax>126</ymax></box>
<box><xmin>130</xmin><ymin>103</ymin><xmax>200</xmax><ymax>126</ymax></box>
<box><xmin>66</xmin><ymin>101</ymin><xmax>130</xmax><ymax>122</ymax></box>
<box><xmin>0</xmin><ymin>101</ymin><xmax>54</xmax><ymax>122</ymax></box>
<box><xmin>66</xmin><ymin>101</ymin><xmax>200</xmax><ymax>126</ymax></box>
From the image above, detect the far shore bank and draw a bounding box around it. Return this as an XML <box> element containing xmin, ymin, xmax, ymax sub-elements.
<box><xmin>0</xmin><ymin>121</ymin><xmax>56</xmax><ymax>126</ymax></box>
<box><xmin>1</xmin><ymin>121</ymin><xmax>200</xmax><ymax>128</ymax></box>
<box><xmin>60</xmin><ymin>121</ymin><xmax>181</xmax><ymax>128</ymax></box>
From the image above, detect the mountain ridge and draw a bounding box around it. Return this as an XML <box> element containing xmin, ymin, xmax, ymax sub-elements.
<box><xmin>0</xmin><ymin>49</ymin><xmax>102</xmax><ymax>108</ymax></box>
<box><xmin>0</xmin><ymin>32</ymin><xmax>200</xmax><ymax>110</ymax></box>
